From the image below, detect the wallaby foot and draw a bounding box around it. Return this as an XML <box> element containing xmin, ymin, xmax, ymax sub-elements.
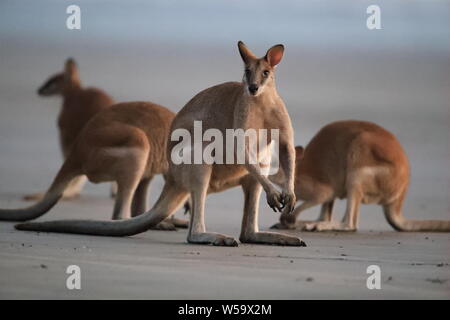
<box><xmin>150</xmin><ymin>220</ymin><xmax>177</xmax><ymax>231</ymax></box>
<box><xmin>188</xmin><ymin>232</ymin><xmax>239</xmax><ymax>247</ymax></box>
<box><xmin>240</xmin><ymin>231</ymin><xmax>306</xmax><ymax>246</ymax></box>
<box><xmin>271</xmin><ymin>219</ymin><xmax>324</xmax><ymax>230</ymax></box>
<box><xmin>270</xmin><ymin>221</ymin><xmax>295</xmax><ymax>230</ymax></box>
<box><xmin>23</xmin><ymin>192</ymin><xmax>45</xmax><ymax>201</ymax></box>
<box><xmin>303</xmin><ymin>221</ymin><xmax>356</xmax><ymax>232</ymax></box>
<box><xmin>170</xmin><ymin>216</ymin><xmax>189</xmax><ymax>229</ymax></box>
<box><xmin>23</xmin><ymin>192</ymin><xmax>80</xmax><ymax>201</ymax></box>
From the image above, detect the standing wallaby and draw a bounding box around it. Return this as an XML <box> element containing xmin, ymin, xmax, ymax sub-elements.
<box><xmin>1</xmin><ymin>102</ymin><xmax>188</xmax><ymax>230</ymax></box>
<box><xmin>271</xmin><ymin>120</ymin><xmax>450</xmax><ymax>232</ymax></box>
<box><xmin>15</xmin><ymin>41</ymin><xmax>306</xmax><ymax>247</ymax></box>
<box><xmin>24</xmin><ymin>58</ymin><xmax>115</xmax><ymax>201</ymax></box>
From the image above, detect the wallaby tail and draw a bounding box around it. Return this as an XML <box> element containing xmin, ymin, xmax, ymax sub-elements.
<box><xmin>0</xmin><ymin>161</ymin><xmax>79</xmax><ymax>222</ymax></box>
<box><xmin>384</xmin><ymin>204</ymin><xmax>450</xmax><ymax>232</ymax></box>
<box><xmin>15</xmin><ymin>180</ymin><xmax>189</xmax><ymax>236</ymax></box>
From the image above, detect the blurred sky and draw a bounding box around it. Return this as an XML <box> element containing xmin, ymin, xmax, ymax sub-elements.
<box><xmin>1</xmin><ymin>0</ymin><xmax>449</xmax><ymax>52</ymax></box>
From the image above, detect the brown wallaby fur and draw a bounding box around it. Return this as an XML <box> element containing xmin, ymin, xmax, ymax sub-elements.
<box><xmin>24</xmin><ymin>58</ymin><xmax>115</xmax><ymax>201</ymax></box>
<box><xmin>2</xmin><ymin>102</ymin><xmax>188</xmax><ymax>230</ymax></box>
<box><xmin>271</xmin><ymin>120</ymin><xmax>450</xmax><ymax>232</ymax></box>
<box><xmin>15</xmin><ymin>42</ymin><xmax>306</xmax><ymax>247</ymax></box>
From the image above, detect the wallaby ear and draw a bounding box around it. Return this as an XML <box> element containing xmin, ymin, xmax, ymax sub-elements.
<box><xmin>265</xmin><ymin>44</ymin><xmax>284</xmax><ymax>67</ymax></box>
<box><xmin>295</xmin><ymin>146</ymin><xmax>304</xmax><ymax>160</ymax></box>
<box><xmin>237</xmin><ymin>41</ymin><xmax>256</xmax><ymax>64</ymax></box>
<box><xmin>64</xmin><ymin>58</ymin><xmax>80</xmax><ymax>83</ymax></box>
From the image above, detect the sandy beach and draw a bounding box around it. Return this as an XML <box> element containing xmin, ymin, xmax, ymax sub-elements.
<box><xmin>0</xmin><ymin>0</ymin><xmax>449</xmax><ymax>299</ymax></box>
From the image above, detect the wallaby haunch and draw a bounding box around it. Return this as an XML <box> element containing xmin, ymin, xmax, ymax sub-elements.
<box><xmin>1</xmin><ymin>102</ymin><xmax>188</xmax><ymax>230</ymax></box>
<box><xmin>15</xmin><ymin>41</ymin><xmax>306</xmax><ymax>247</ymax></box>
<box><xmin>24</xmin><ymin>58</ymin><xmax>115</xmax><ymax>201</ymax></box>
<box><xmin>271</xmin><ymin>120</ymin><xmax>450</xmax><ymax>232</ymax></box>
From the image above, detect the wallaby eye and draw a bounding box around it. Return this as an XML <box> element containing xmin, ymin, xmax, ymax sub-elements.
<box><xmin>263</xmin><ymin>70</ymin><xmax>270</xmax><ymax>77</ymax></box>
<box><xmin>245</xmin><ymin>69</ymin><xmax>251</xmax><ymax>76</ymax></box>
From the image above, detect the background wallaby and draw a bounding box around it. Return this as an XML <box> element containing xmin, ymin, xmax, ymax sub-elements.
<box><xmin>15</xmin><ymin>41</ymin><xmax>306</xmax><ymax>247</ymax></box>
<box><xmin>24</xmin><ymin>58</ymin><xmax>115</xmax><ymax>201</ymax></box>
<box><xmin>271</xmin><ymin>120</ymin><xmax>450</xmax><ymax>232</ymax></box>
<box><xmin>1</xmin><ymin>102</ymin><xmax>188</xmax><ymax>230</ymax></box>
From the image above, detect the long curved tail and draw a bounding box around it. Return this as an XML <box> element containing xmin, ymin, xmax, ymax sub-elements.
<box><xmin>15</xmin><ymin>181</ymin><xmax>189</xmax><ymax>236</ymax></box>
<box><xmin>0</xmin><ymin>161</ymin><xmax>78</xmax><ymax>222</ymax></box>
<box><xmin>384</xmin><ymin>204</ymin><xmax>450</xmax><ymax>232</ymax></box>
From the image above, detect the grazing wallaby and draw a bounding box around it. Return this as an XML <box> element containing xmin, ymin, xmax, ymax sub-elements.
<box><xmin>271</xmin><ymin>120</ymin><xmax>450</xmax><ymax>232</ymax></box>
<box><xmin>15</xmin><ymin>41</ymin><xmax>306</xmax><ymax>247</ymax></box>
<box><xmin>1</xmin><ymin>102</ymin><xmax>188</xmax><ymax>230</ymax></box>
<box><xmin>24</xmin><ymin>58</ymin><xmax>115</xmax><ymax>201</ymax></box>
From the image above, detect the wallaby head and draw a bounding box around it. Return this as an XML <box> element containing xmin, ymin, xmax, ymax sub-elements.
<box><xmin>38</xmin><ymin>58</ymin><xmax>81</xmax><ymax>96</ymax></box>
<box><xmin>237</xmin><ymin>41</ymin><xmax>284</xmax><ymax>96</ymax></box>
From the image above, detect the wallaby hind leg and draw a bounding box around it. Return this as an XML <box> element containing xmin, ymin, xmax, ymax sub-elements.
<box><xmin>319</xmin><ymin>200</ymin><xmax>334</xmax><ymax>221</ymax></box>
<box><xmin>111</xmin><ymin>175</ymin><xmax>141</xmax><ymax>220</ymax></box>
<box><xmin>130</xmin><ymin>175</ymin><xmax>176</xmax><ymax>231</ymax></box>
<box><xmin>109</xmin><ymin>182</ymin><xmax>118</xmax><ymax>198</ymax></box>
<box><xmin>130</xmin><ymin>175</ymin><xmax>187</xmax><ymax>230</ymax></box>
<box><xmin>167</xmin><ymin>199</ymin><xmax>192</xmax><ymax>229</ymax></box>
<box><xmin>239</xmin><ymin>175</ymin><xmax>306</xmax><ymax>246</ymax></box>
<box><xmin>307</xmin><ymin>191</ymin><xmax>361</xmax><ymax>232</ymax></box>
<box><xmin>186</xmin><ymin>166</ymin><xmax>238</xmax><ymax>246</ymax></box>
<box><xmin>289</xmin><ymin>200</ymin><xmax>335</xmax><ymax>231</ymax></box>
<box><xmin>131</xmin><ymin>176</ymin><xmax>153</xmax><ymax>217</ymax></box>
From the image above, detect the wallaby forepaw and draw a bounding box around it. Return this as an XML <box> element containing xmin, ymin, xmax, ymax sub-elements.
<box><xmin>266</xmin><ymin>190</ymin><xmax>283</xmax><ymax>212</ymax></box>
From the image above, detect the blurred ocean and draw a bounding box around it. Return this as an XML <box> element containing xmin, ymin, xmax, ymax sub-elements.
<box><xmin>1</xmin><ymin>0</ymin><xmax>449</xmax><ymax>51</ymax></box>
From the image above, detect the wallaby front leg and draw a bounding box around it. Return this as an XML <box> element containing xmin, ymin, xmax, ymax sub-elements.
<box><xmin>187</xmin><ymin>166</ymin><xmax>238</xmax><ymax>247</ymax></box>
<box><xmin>239</xmin><ymin>176</ymin><xmax>306</xmax><ymax>246</ymax></box>
<box><xmin>244</xmin><ymin>162</ymin><xmax>284</xmax><ymax>212</ymax></box>
<box><xmin>277</xmin><ymin>142</ymin><xmax>296</xmax><ymax>214</ymax></box>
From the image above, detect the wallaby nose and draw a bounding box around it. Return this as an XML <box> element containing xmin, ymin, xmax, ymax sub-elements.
<box><xmin>248</xmin><ymin>84</ymin><xmax>259</xmax><ymax>95</ymax></box>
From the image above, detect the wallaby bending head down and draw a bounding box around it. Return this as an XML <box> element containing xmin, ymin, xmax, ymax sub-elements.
<box><xmin>1</xmin><ymin>102</ymin><xmax>188</xmax><ymax>230</ymax></box>
<box><xmin>271</xmin><ymin>120</ymin><xmax>450</xmax><ymax>232</ymax></box>
<box><xmin>25</xmin><ymin>58</ymin><xmax>115</xmax><ymax>201</ymax></box>
<box><xmin>15</xmin><ymin>41</ymin><xmax>306</xmax><ymax>247</ymax></box>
